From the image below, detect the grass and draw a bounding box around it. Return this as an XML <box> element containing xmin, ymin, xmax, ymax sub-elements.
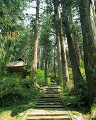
<box><xmin>0</xmin><ymin>101</ymin><xmax>33</xmax><ymax>120</ymax></box>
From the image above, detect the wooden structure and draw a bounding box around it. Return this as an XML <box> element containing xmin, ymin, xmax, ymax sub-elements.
<box><xmin>6</xmin><ymin>60</ymin><xmax>29</xmax><ymax>78</ymax></box>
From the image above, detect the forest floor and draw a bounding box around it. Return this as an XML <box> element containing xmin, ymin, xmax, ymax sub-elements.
<box><xmin>0</xmin><ymin>82</ymin><xmax>94</xmax><ymax>120</ymax></box>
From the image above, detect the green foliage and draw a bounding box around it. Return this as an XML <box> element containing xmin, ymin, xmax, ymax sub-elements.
<box><xmin>0</xmin><ymin>74</ymin><xmax>40</xmax><ymax>107</ymax></box>
<box><xmin>0</xmin><ymin>0</ymin><xmax>32</xmax><ymax>76</ymax></box>
<box><xmin>68</xmin><ymin>64</ymin><xmax>87</xmax><ymax>108</ymax></box>
<box><xmin>36</xmin><ymin>69</ymin><xmax>45</xmax><ymax>85</ymax></box>
<box><xmin>39</xmin><ymin>14</ymin><xmax>54</xmax><ymax>81</ymax></box>
<box><xmin>79</xmin><ymin>61</ymin><xmax>86</xmax><ymax>80</ymax></box>
<box><xmin>76</xmin><ymin>80</ymin><xmax>87</xmax><ymax>103</ymax></box>
<box><xmin>59</xmin><ymin>86</ymin><xmax>88</xmax><ymax>114</ymax></box>
<box><xmin>68</xmin><ymin>68</ymin><xmax>73</xmax><ymax>79</ymax></box>
<box><xmin>69</xmin><ymin>61</ymin><xmax>86</xmax><ymax>80</ymax></box>
<box><xmin>47</xmin><ymin>78</ymin><xmax>51</xmax><ymax>86</ymax></box>
<box><xmin>49</xmin><ymin>72</ymin><xmax>58</xmax><ymax>78</ymax></box>
<box><xmin>36</xmin><ymin>69</ymin><xmax>51</xmax><ymax>86</ymax></box>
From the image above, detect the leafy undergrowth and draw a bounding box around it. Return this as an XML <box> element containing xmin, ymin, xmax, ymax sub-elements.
<box><xmin>0</xmin><ymin>87</ymin><xmax>46</xmax><ymax>120</ymax></box>
<box><xmin>0</xmin><ymin>74</ymin><xmax>46</xmax><ymax>120</ymax></box>
<box><xmin>58</xmin><ymin>86</ymin><xmax>96</xmax><ymax>120</ymax></box>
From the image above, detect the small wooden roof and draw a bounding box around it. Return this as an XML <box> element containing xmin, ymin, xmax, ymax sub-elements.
<box><xmin>6</xmin><ymin>61</ymin><xmax>27</xmax><ymax>67</ymax></box>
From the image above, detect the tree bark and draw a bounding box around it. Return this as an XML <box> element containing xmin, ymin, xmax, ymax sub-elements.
<box><xmin>72</xmin><ymin>32</ymin><xmax>82</xmax><ymax>63</ymax></box>
<box><xmin>54</xmin><ymin>47</ymin><xmax>56</xmax><ymax>78</ymax></box>
<box><xmin>59</xmin><ymin>19</ymin><xmax>70</xmax><ymax>86</ymax></box>
<box><xmin>68</xmin><ymin>7</ymin><xmax>82</xmax><ymax>64</ymax></box>
<box><xmin>57</xmin><ymin>34</ymin><xmax>62</xmax><ymax>85</ymax></box>
<box><xmin>79</xmin><ymin>0</ymin><xmax>96</xmax><ymax>107</ymax></box>
<box><xmin>90</xmin><ymin>0</ymin><xmax>96</xmax><ymax>48</ymax></box>
<box><xmin>32</xmin><ymin>0</ymin><xmax>39</xmax><ymax>84</ymax></box>
<box><xmin>45</xmin><ymin>42</ymin><xmax>48</xmax><ymax>83</ymax></box>
<box><xmin>39</xmin><ymin>47</ymin><xmax>41</xmax><ymax>69</ymax></box>
<box><xmin>61</xmin><ymin>0</ymin><xmax>83</xmax><ymax>91</ymax></box>
<box><xmin>53</xmin><ymin>0</ymin><xmax>69</xmax><ymax>86</ymax></box>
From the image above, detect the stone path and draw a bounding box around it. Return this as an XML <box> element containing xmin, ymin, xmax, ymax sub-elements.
<box><xmin>26</xmin><ymin>80</ymin><xmax>71</xmax><ymax>120</ymax></box>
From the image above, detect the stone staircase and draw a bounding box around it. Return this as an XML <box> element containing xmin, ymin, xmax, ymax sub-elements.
<box><xmin>26</xmin><ymin>80</ymin><xmax>71</xmax><ymax>120</ymax></box>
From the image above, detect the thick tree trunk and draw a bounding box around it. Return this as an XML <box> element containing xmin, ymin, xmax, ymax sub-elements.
<box><xmin>32</xmin><ymin>0</ymin><xmax>39</xmax><ymax>84</ymax></box>
<box><xmin>59</xmin><ymin>17</ymin><xmax>69</xmax><ymax>86</ymax></box>
<box><xmin>90</xmin><ymin>0</ymin><xmax>96</xmax><ymax>48</ymax></box>
<box><xmin>68</xmin><ymin>8</ymin><xmax>82</xmax><ymax>64</ymax></box>
<box><xmin>41</xmin><ymin>48</ymin><xmax>44</xmax><ymax>70</ymax></box>
<box><xmin>79</xmin><ymin>0</ymin><xmax>96</xmax><ymax>107</ymax></box>
<box><xmin>53</xmin><ymin>0</ymin><xmax>69</xmax><ymax>86</ymax></box>
<box><xmin>61</xmin><ymin>1</ymin><xmax>83</xmax><ymax>91</ymax></box>
<box><xmin>57</xmin><ymin>34</ymin><xmax>62</xmax><ymax>85</ymax></box>
<box><xmin>54</xmin><ymin>47</ymin><xmax>56</xmax><ymax>78</ymax></box>
<box><xmin>39</xmin><ymin>47</ymin><xmax>41</xmax><ymax>69</ymax></box>
<box><xmin>45</xmin><ymin>43</ymin><xmax>48</xmax><ymax>83</ymax></box>
<box><xmin>72</xmin><ymin>32</ymin><xmax>82</xmax><ymax>63</ymax></box>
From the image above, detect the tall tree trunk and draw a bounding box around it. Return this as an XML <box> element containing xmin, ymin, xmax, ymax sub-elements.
<box><xmin>68</xmin><ymin>8</ymin><xmax>82</xmax><ymax>64</ymax></box>
<box><xmin>61</xmin><ymin>1</ymin><xmax>83</xmax><ymax>91</ymax></box>
<box><xmin>57</xmin><ymin>34</ymin><xmax>62</xmax><ymax>85</ymax></box>
<box><xmin>32</xmin><ymin>0</ymin><xmax>39</xmax><ymax>84</ymax></box>
<box><xmin>59</xmin><ymin>19</ymin><xmax>70</xmax><ymax>87</ymax></box>
<box><xmin>39</xmin><ymin>47</ymin><xmax>41</xmax><ymax>69</ymax></box>
<box><xmin>53</xmin><ymin>0</ymin><xmax>69</xmax><ymax>86</ymax></box>
<box><xmin>45</xmin><ymin>42</ymin><xmax>48</xmax><ymax>83</ymax></box>
<box><xmin>79</xmin><ymin>0</ymin><xmax>96</xmax><ymax>107</ymax></box>
<box><xmin>72</xmin><ymin>32</ymin><xmax>82</xmax><ymax>63</ymax></box>
<box><xmin>90</xmin><ymin>0</ymin><xmax>96</xmax><ymax>48</ymax></box>
<box><xmin>54</xmin><ymin>47</ymin><xmax>56</xmax><ymax>78</ymax></box>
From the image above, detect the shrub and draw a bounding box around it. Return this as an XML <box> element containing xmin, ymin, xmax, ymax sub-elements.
<box><xmin>49</xmin><ymin>72</ymin><xmax>58</xmax><ymax>79</ymax></box>
<box><xmin>0</xmin><ymin>74</ymin><xmax>40</xmax><ymax>107</ymax></box>
<box><xmin>36</xmin><ymin>69</ymin><xmax>46</xmax><ymax>85</ymax></box>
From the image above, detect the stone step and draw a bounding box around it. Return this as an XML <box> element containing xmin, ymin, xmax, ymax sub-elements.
<box><xmin>51</xmin><ymin>84</ymin><xmax>56</xmax><ymax>86</ymax></box>
<box><xmin>43</xmin><ymin>94</ymin><xmax>60</xmax><ymax>98</ymax></box>
<box><xmin>28</xmin><ymin>110</ymin><xmax>69</xmax><ymax>116</ymax></box>
<box><xmin>51</xmin><ymin>83</ymin><xmax>56</xmax><ymax>85</ymax></box>
<box><xmin>40</xmin><ymin>98</ymin><xmax>61</xmax><ymax>101</ymax></box>
<box><xmin>38</xmin><ymin>100</ymin><xmax>62</xmax><ymax>103</ymax></box>
<box><xmin>46</xmin><ymin>90</ymin><xmax>58</xmax><ymax>93</ymax></box>
<box><xmin>46</xmin><ymin>90</ymin><xmax>58</xmax><ymax>92</ymax></box>
<box><xmin>46</xmin><ymin>91</ymin><xmax>58</xmax><ymax>93</ymax></box>
<box><xmin>34</xmin><ymin>105</ymin><xmax>64</xmax><ymax>108</ymax></box>
<box><xmin>36</xmin><ymin>102</ymin><xmax>63</xmax><ymax>105</ymax></box>
<box><xmin>46</xmin><ymin>92</ymin><xmax>59</xmax><ymax>94</ymax></box>
<box><xmin>46</xmin><ymin>88</ymin><xmax>58</xmax><ymax>90</ymax></box>
<box><xmin>38</xmin><ymin>101</ymin><xmax>62</xmax><ymax>103</ymax></box>
<box><xmin>50</xmin><ymin>80</ymin><xmax>55</xmax><ymax>82</ymax></box>
<box><xmin>46</xmin><ymin>89</ymin><xmax>58</xmax><ymax>91</ymax></box>
<box><xmin>50</xmin><ymin>85</ymin><xmax>57</xmax><ymax>87</ymax></box>
<box><xmin>27</xmin><ymin>116</ymin><xmax>70</xmax><ymax>120</ymax></box>
<box><xmin>46</xmin><ymin>87</ymin><xmax>58</xmax><ymax>89</ymax></box>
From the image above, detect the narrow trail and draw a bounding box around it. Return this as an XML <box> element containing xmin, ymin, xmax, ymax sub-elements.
<box><xmin>26</xmin><ymin>80</ymin><xmax>71</xmax><ymax>120</ymax></box>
